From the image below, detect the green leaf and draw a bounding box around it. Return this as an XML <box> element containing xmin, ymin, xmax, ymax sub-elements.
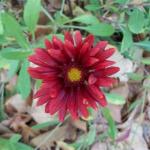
<box><xmin>128</xmin><ymin>8</ymin><xmax>145</xmax><ymax>33</ymax></box>
<box><xmin>1</xmin><ymin>12</ymin><xmax>28</xmax><ymax>48</ymax></box>
<box><xmin>86</xmin><ymin>125</ymin><xmax>96</xmax><ymax>146</ymax></box>
<box><xmin>32</xmin><ymin>120</ymin><xmax>59</xmax><ymax>130</ymax></box>
<box><xmin>18</xmin><ymin>60</ymin><xmax>31</xmax><ymax>99</ymax></box>
<box><xmin>127</xmin><ymin>72</ymin><xmax>144</xmax><ymax>81</ymax></box>
<box><xmin>83</xmin><ymin>23</ymin><xmax>114</xmax><ymax>36</ymax></box>
<box><xmin>0</xmin><ymin>48</ymin><xmax>32</xmax><ymax>60</ymax></box>
<box><xmin>24</xmin><ymin>0</ymin><xmax>41</xmax><ymax>32</ymax></box>
<box><xmin>0</xmin><ymin>137</ymin><xmax>33</xmax><ymax>150</ymax></box>
<box><xmin>0</xmin><ymin>14</ymin><xmax>4</xmax><ymax>35</ymax></box>
<box><xmin>115</xmin><ymin>0</ymin><xmax>129</xmax><ymax>4</ymax></box>
<box><xmin>85</xmin><ymin>4</ymin><xmax>100</xmax><ymax>11</ymax></box>
<box><xmin>101</xmin><ymin>107</ymin><xmax>117</xmax><ymax>140</ymax></box>
<box><xmin>134</xmin><ymin>41</ymin><xmax>150</xmax><ymax>51</ymax></box>
<box><xmin>7</xmin><ymin>60</ymin><xmax>19</xmax><ymax>79</ymax></box>
<box><xmin>54</xmin><ymin>12</ymin><xmax>70</xmax><ymax>25</ymax></box>
<box><xmin>0</xmin><ymin>55</ymin><xmax>10</xmax><ymax>69</ymax></box>
<box><xmin>105</xmin><ymin>93</ymin><xmax>126</xmax><ymax>105</ymax></box>
<box><xmin>71</xmin><ymin>14</ymin><xmax>99</xmax><ymax>25</ymax></box>
<box><xmin>9</xmin><ymin>134</ymin><xmax>22</xmax><ymax>144</ymax></box>
<box><xmin>141</xmin><ymin>58</ymin><xmax>150</xmax><ymax>65</ymax></box>
<box><xmin>121</xmin><ymin>28</ymin><xmax>133</xmax><ymax>53</ymax></box>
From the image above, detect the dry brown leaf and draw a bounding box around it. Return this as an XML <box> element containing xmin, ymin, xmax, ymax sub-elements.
<box><xmin>31</xmin><ymin>124</ymin><xmax>69</xmax><ymax>148</ymax></box>
<box><xmin>5</xmin><ymin>94</ymin><xmax>27</xmax><ymax>113</ymax></box>
<box><xmin>70</xmin><ymin>119</ymin><xmax>87</xmax><ymax>132</ymax></box>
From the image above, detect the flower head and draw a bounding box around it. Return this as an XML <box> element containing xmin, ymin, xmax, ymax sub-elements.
<box><xmin>28</xmin><ymin>31</ymin><xmax>119</xmax><ymax>121</ymax></box>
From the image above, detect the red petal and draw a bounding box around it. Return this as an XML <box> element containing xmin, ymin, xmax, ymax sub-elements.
<box><xmin>95</xmin><ymin>60</ymin><xmax>115</xmax><ymax>70</ymax></box>
<box><xmin>99</xmin><ymin>48</ymin><xmax>115</xmax><ymax>61</ymax></box>
<box><xmin>85</xmin><ymin>57</ymin><xmax>99</xmax><ymax>67</ymax></box>
<box><xmin>88</xmin><ymin>85</ymin><xmax>107</xmax><ymax>107</ymax></box>
<box><xmin>88</xmin><ymin>74</ymin><xmax>97</xmax><ymax>85</ymax></box>
<box><xmin>80</xmin><ymin>42</ymin><xmax>89</xmax><ymax>56</ymax></box>
<box><xmin>37</xmin><ymin>95</ymin><xmax>50</xmax><ymax>106</ymax></box>
<box><xmin>95</xmin><ymin>41</ymin><xmax>108</xmax><ymax>50</ymax></box>
<box><xmin>77</xmin><ymin>90</ymin><xmax>89</xmax><ymax>118</ymax></box>
<box><xmin>83</xmin><ymin>34</ymin><xmax>94</xmax><ymax>48</ymax></box>
<box><xmin>74</xmin><ymin>30</ymin><xmax>82</xmax><ymax>46</ymax></box>
<box><xmin>44</xmin><ymin>39</ymin><xmax>52</xmax><ymax>49</ymax></box>
<box><xmin>90</xmin><ymin>41</ymin><xmax>108</xmax><ymax>56</ymax></box>
<box><xmin>64</xmin><ymin>40</ymin><xmax>76</xmax><ymax>58</ymax></box>
<box><xmin>64</xmin><ymin>31</ymin><xmax>74</xmax><ymax>44</ymax></box>
<box><xmin>97</xmin><ymin>77</ymin><xmax>117</xmax><ymax>87</ymax></box>
<box><xmin>52</xmin><ymin>36</ymin><xmax>63</xmax><ymax>49</ymax></box>
<box><xmin>102</xmin><ymin>67</ymin><xmax>120</xmax><ymax>76</ymax></box>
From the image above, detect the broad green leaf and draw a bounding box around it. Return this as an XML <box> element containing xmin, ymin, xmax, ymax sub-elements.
<box><xmin>105</xmin><ymin>93</ymin><xmax>126</xmax><ymax>105</ymax></box>
<box><xmin>121</xmin><ymin>28</ymin><xmax>133</xmax><ymax>53</ymax></box>
<box><xmin>7</xmin><ymin>60</ymin><xmax>19</xmax><ymax>79</ymax></box>
<box><xmin>71</xmin><ymin>14</ymin><xmax>99</xmax><ymax>25</ymax></box>
<box><xmin>141</xmin><ymin>58</ymin><xmax>150</xmax><ymax>65</ymax></box>
<box><xmin>18</xmin><ymin>60</ymin><xmax>31</xmax><ymax>99</ymax></box>
<box><xmin>24</xmin><ymin>0</ymin><xmax>41</xmax><ymax>32</ymax></box>
<box><xmin>86</xmin><ymin>125</ymin><xmax>96</xmax><ymax>146</ymax></box>
<box><xmin>85</xmin><ymin>4</ymin><xmax>100</xmax><ymax>11</ymax></box>
<box><xmin>9</xmin><ymin>134</ymin><xmax>22</xmax><ymax>143</ymax></box>
<box><xmin>0</xmin><ymin>48</ymin><xmax>32</xmax><ymax>60</ymax></box>
<box><xmin>1</xmin><ymin>12</ymin><xmax>28</xmax><ymax>48</ymax></box>
<box><xmin>128</xmin><ymin>9</ymin><xmax>145</xmax><ymax>33</ymax></box>
<box><xmin>115</xmin><ymin>0</ymin><xmax>129</xmax><ymax>4</ymax></box>
<box><xmin>134</xmin><ymin>41</ymin><xmax>150</xmax><ymax>51</ymax></box>
<box><xmin>83</xmin><ymin>23</ymin><xmax>114</xmax><ymax>36</ymax></box>
<box><xmin>89</xmin><ymin>0</ymin><xmax>99</xmax><ymax>4</ymax></box>
<box><xmin>101</xmin><ymin>107</ymin><xmax>117</xmax><ymax>140</ymax></box>
<box><xmin>0</xmin><ymin>55</ymin><xmax>10</xmax><ymax>69</ymax></box>
<box><xmin>54</xmin><ymin>12</ymin><xmax>70</xmax><ymax>25</ymax></box>
<box><xmin>32</xmin><ymin>120</ymin><xmax>59</xmax><ymax>130</ymax></box>
<box><xmin>0</xmin><ymin>137</ymin><xmax>33</xmax><ymax>150</ymax></box>
<box><xmin>127</xmin><ymin>72</ymin><xmax>143</xmax><ymax>81</ymax></box>
<box><xmin>0</xmin><ymin>14</ymin><xmax>4</xmax><ymax>35</ymax></box>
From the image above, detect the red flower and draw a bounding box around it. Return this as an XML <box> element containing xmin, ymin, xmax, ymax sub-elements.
<box><xmin>28</xmin><ymin>31</ymin><xmax>119</xmax><ymax>121</ymax></box>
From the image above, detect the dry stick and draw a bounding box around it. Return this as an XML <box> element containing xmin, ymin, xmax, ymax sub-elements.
<box><xmin>34</xmin><ymin>115</ymin><xmax>69</xmax><ymax>150</ymax></box>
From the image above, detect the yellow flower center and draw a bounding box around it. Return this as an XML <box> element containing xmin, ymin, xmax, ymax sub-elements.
<box><xmin>67</xmin><ymin>67</ymin><xmax>82</xmax><ymax>82</ymax></box>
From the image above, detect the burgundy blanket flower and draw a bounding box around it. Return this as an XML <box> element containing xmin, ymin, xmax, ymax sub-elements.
<box><xmin>28</xmin><ymin>31</ymin><xmax>119</xmax><ymax>121</ymax></box>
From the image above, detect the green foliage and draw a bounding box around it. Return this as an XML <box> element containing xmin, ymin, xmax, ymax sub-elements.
<box><xmin>32</xmin><ymin>120</ymin><xmax>59</xmax><ymax>130</ymax></box>
<box><xmin>127</xmin><ymin>73</ymin><xmax>144</xmax><ymax>81</ymax></box>
<box><xmin>121</xmin><ymin>28</ymin><xmax>133</xmax><ymax>53</ymax></box>
<box><xmin>71</xmin><ymin>125</ymin><xmax>96</xmax><ymax>150</ymax></box>
<box><xmin>101</xmin><ymin>107</ymin><xmax>117</xmax><ymax>140</ymax></box>
<box><xmin>18</xmin><ymin>60</ymin><xmax>31</xmax><ymax>99</ymax></box>
<box><xmin>134</xmin><ymin>41</ymin><xmax>150</xmax><ymax>51</ymax></box>
<box><xmin>71</xmin><ymin>14</ymin><xmax>99</xmax><ymax>25</ymax></box>
<box><xmin>24</xmin><ymin>0</ymin><xmax>41</xmax><ymax>33</ymax></box>
<box><xmin>128</xmin><ymin>8</ymin><xmax>145</xmax><ymax>34</ymax></box>
<box><xmin>0</xmin><ymin>48</ymin><xmax>32</xmax><ymax>60</ymax></box>
<box><xmin>105</xmin><ymin>93</ymin><xmax>126</xmax><ymax>105</ymax></box>
<box><xmin>0</xmin><ymin>134</ymin><xmax>33</xmax><ymax>150</ymax></box>
<box><xmin>1</xmin><ymin>12</ymin><xmax>28</xmax><ymax>48</ymax></box>
<box><xmin>141</xmin><ymin>58</ymin><xmax>150</xmax><ymax>65</ymax></box>
<box><xmin>83</xmin><ymin>23</ymin><xmax>115</xmax><ymax>36</ymax></box>
<box><xmin>85</xmin><ymin>4</ymin><xmax>100</xmax><ymax>11</ymax></box>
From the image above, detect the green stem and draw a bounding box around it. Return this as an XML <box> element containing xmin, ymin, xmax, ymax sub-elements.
<box><xmin>42</xmin><ymin>6</ymin><xmax>55</xmax><ymax>23</ymax></box>
<box><xmin>60</xmin><ymin>0</ymin><xmax>65</xmax><ymax>15</ymax></box>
